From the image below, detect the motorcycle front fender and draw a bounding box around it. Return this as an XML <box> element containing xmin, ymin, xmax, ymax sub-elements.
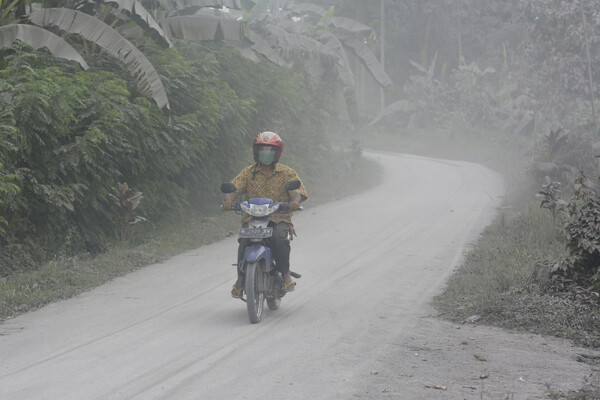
<box><xmin>243</xmin><ymin>244</ymin><xmax>272</xmax><ymax>271</ymax></box>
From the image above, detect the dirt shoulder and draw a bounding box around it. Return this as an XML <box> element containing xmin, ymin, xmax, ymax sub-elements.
<box><xmin>360</xmin><ymin>310</ymin><xmax>600</xmax><ymax>399</ymax></box>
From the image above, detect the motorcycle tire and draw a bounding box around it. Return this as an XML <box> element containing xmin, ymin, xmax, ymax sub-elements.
<box><xmin>245</xmin><ymin>261</ymin><xmax>264</xmax><ymax>323</ymax></box>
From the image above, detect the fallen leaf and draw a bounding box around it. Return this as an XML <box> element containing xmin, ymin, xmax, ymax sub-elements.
<box><xmin>466</xmin><ymin>315</ymin><xmax>481</xmax><ymax>323</ymax></box>
<box><xmin>424</xmin><ymin>384</ymin><xmax>447</xmax><ymax>390</ymax></box>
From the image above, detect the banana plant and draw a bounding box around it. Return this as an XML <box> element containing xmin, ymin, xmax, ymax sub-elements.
<box><xmin>0</xmin><ymin>0</ymin><xmax>172</xmax><ymax>109</ymax></box>
<box><xmin>158</xmin><ymin>0</ymin><xmax>392</xmax><ymax>123</ymax></box>
<box><xmin>160</xmin><ymin>12</ymin><xmax>246</xmax><ymax>41</ymax></box>
<box><xmin>104</xmin><ymin>0</ymin><xmax>172</xmax><ymax>47</ymax></box>
<box><xmin>0</xmin><ymin>0</ymin><xmax>26</xmax><ymax>24</ymax></box>
<box><xmin>30</xmin><ymin>7</ymin><xmax>170</xmax><ymax>109</ymax></box>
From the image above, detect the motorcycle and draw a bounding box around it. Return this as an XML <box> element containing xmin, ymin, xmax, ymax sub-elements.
<box><xmin>221</xmin><ymin>179</ymin><xmax>303</xmax><ymax>323</ymax></box>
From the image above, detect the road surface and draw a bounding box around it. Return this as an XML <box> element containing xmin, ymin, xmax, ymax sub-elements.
<box><xmin>0</xmin><ymin>152</ymin><xmax>595</xmax><ymax>399</ymax></box>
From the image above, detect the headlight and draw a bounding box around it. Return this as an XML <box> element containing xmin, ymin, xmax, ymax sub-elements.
<box><xmin>241</xmin><ymin>203</ymin><xmax>269</xmax><ymax>216</ymax></box>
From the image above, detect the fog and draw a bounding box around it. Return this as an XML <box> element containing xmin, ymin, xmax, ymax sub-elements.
<box><xmin>2</xmin><ymin>1</ymin><xmax>600</xmax><ymax>398</ymax></box>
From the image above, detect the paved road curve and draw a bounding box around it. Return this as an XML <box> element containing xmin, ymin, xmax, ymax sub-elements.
<box><xmin>1</xmin><ymin>152</ymin><xmax>510</xmax><ymax>399</ymax></box>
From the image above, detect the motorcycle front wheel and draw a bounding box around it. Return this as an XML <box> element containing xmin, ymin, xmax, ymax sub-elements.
<box><xmin>245</xmin><ymin>261</ymin><xmax>264</xmax><ymax>323</ymax></box>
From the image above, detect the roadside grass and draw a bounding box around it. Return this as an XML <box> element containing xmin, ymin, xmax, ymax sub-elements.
<box><xmin>432</xmin><ymin>197</ymin><xmax>600</xmax><ymax>348</ymax></box>
<box><xmin>433</xmin><ymin>195</ymin><xmax>600</xmax><ymax>399</ymax></box>
<box><xmin>0</xmin><ymin>153</ymin><xmax>382</xmax><ymax>322</ymax></box>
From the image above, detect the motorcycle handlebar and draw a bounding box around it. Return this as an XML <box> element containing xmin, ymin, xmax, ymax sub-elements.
<box><xmin>221</xmin><ymin>202</ymin><xmax>303</xmax><ymax>212</ymax></box>
<box><xmin>220</xmin><ymin>202</ymin><xmax>240</xmax><ymax>211</ymax></box>
<box><xmin>278</xmin><ymin>203</ymin><xmax>304</xmax><ymax>212</ymax></box>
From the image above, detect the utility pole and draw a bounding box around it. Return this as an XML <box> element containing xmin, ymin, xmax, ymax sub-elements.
<box><xmin>580</xmin><ymin>0</ymin><xmax>597</xmax><ymax>135</ymax></box>
<box><xmin>380</xmin><ymin>0</ymin><xmax>386</xmax><ymax>111</ymax></box>
<box><xmin>457</xmin><ymin>2</ymin><xmax>463</xmax><ymax>64</ymax></box>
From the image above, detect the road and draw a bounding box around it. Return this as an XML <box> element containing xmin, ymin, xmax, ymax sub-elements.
<box><xmin>0</xmin><ymin>152</ymin><xmax>595</xmax><ymax>399</ymax></box>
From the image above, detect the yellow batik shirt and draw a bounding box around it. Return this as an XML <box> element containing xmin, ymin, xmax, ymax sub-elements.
<box><xmin>232</xmin><ymin>163</ymin><xmax>308</xmax><ymax>225</ymax></box>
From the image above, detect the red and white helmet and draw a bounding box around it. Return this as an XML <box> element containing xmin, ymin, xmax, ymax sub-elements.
<box><xmin>253</xmin><ymin>131</ymin><xmax>283</xmax><ymax>163</ymax></box>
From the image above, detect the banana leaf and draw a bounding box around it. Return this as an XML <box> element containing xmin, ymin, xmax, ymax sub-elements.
<box><xmin>30</xmin><ymin>8</ymin><xmax>169</xmax><ymax>110</ymax></box>
<box><xmin>313</xmin><ymin>29</ymin><xmax>353</xmax><ymax>86</ymax></box>
<box><xmin>160</xmin><ymin>15</ymin><xmax>246</xmax><ymax>41</ymax></box>
<box><xmin>339</xmin><ymin>35</ymin><xmax>392</xmax><ymax>88</ymax></box>
<box><xmin>158</xmin><ymin>0</ymin><xmax>253</xmax><ymax>12</ymax></box>
<box><xmin>288</xmin><ymin>3</ymin><xmax>327</xmax><ymax>17</ymax></box>
<box><xmin>0</xmin><ymin>24</ymin><xmax>89</xmax><ymax>70</ymax></box>
<box><xmin>247</xmin><ymin>29</ymin><xmax>290</xmax><ymax>66</ymax></box>
<box><xmin>105</xmin><ymin>0</ymin><xmax>173</xmax><ymax>47</ymax></box>
<box><xmin>329</xmin><ymin>16</ymin><xmax>372</xmax><ymax>36</ymax></box>
<box><xmin>369</xmin><ymin>100</ymin><xmax>415</xmax><ymax>126</ymax></box>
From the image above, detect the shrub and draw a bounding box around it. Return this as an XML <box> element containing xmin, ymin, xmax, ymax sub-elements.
<box><xmin>555</xmin><ymin>173</ymin><xmax>600</xmax><ymax>290</ymax></box>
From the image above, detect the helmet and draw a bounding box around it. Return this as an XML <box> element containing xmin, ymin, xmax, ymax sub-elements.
<box><xmin>253</xmin><ymin>131</ymin><xmax>283</xmax><ymax>163</ymax></box>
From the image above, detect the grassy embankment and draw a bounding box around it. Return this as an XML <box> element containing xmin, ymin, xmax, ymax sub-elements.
<box><xmin>0</xmin><ymin>148</ymin><xmax>382</xmax><ymax>321</ymax></box>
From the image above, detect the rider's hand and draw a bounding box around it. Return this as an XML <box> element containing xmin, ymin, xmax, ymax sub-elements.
<box><xmin>289</xmin><ymin>202</ymin><xmax>301</xmax><ymax>211</ymax></box>
<box><xmin>222</xmin><ymin>192</ymin><xmax>237</xmax><ymax>211</ymax></box>
<box><xmin>222</xmin><ymin>200</ymin><xmax>233</xmax><ymax>211</ymax></box>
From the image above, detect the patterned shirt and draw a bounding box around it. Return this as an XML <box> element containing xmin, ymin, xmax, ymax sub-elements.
<box><xmin>232</xmin><ymin>163</ymin><xmax>308</xmax><ymax>225</ymax></box>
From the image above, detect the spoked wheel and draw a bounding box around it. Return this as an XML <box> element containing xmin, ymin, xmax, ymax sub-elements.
<box><xmin>245</xmin><ymin>261</ymin><xmax>264</xmax><ymax>323</ymax></box>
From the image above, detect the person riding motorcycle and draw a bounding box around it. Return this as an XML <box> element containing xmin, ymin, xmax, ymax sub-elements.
<box><xmin>222</xmin><ymin>131</ymin><xmax>308</xmax><ymax>298</ymax></box>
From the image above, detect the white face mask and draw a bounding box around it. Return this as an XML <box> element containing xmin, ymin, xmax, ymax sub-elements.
<box><xmin>257</xmin><ymin>147</ymin><xmax>277</xmax><ymax>165</ymax></box>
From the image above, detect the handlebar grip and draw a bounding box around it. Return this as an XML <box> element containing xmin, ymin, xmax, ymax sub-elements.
<box><xmin>279</xmin><ymin>203</ymin><xmax>303</xmax><ymax>212</ymax></box>
<box><xmin>221</xmin><ymin>202</ymin><xmax>240</xmax><ymax>211</ymax></box>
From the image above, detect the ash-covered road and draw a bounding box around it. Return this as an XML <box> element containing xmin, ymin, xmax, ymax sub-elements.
<box><xmin>1</xmin><ymin>152</ymin><xmax>594</xmax><ymax>399</ymax></box>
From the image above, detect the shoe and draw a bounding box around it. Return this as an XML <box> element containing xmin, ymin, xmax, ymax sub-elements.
<box><xmin>282</xmin><ymin>281</ymin><xmax>296</xmax><ymax>292</ymax></box>
<box><xmin>231</xmin><ymin>284</ymin><xmax>244</xmax><ymax>299</ymax></box>
<box><xmin>282</xmin><ymin>273</ymin><xmax>296</xmax><ymax>292</ymax></box>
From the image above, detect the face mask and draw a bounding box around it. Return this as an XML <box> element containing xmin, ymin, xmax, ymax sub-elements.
<box><xmin>257</xmin><ymin>148</ymin><xmax>277</xmax><ymax>165</ymax></box>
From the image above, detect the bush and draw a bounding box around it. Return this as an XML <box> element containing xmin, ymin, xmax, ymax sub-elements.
<box><xmin>554</xmin><ymin>173</ymin><xmax>600</xmax><ymax>292</ymax></box>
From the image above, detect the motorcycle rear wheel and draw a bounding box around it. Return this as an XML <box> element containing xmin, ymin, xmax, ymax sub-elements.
<box><xmin>245</xmin><ymin>261</ymin><xmax>264</xmax><ymax>323</ymax></box>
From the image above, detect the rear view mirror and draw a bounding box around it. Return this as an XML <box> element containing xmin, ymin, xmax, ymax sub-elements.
<box><xmin>221</xmin><ymin>182</ymin><xmax>237</xmax><ymax>193</ymax></box>
<box><xmin>285</xmin><ymin>180</ymin><xmax>301</xmax><ymax>191</ymax></box>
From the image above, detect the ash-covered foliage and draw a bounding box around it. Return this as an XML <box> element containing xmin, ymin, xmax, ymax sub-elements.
<box><xmin>0</xmin><ymin>41</ymin><xmax>344</xmax><ymax>276</ymax></box>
